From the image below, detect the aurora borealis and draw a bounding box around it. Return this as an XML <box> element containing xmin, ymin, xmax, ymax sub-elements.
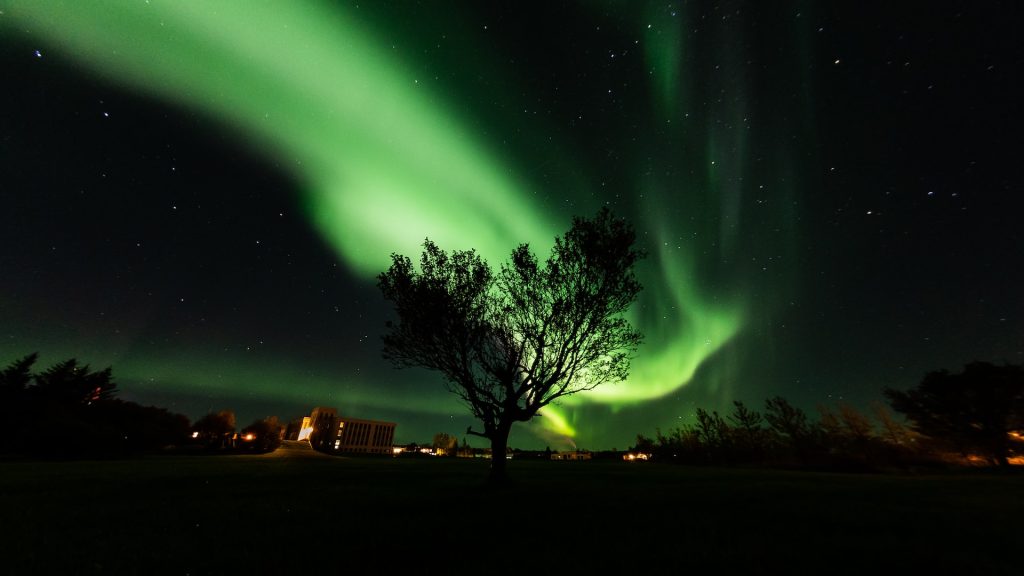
<box><xmin>2</xmin><ymin>1</ymin><xmax>1021</xmax><ymax>448</ymax></box>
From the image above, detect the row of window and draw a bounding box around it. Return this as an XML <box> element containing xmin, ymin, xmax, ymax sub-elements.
<box><xmin>334</xmin><ymin>420</ymin><xmax>395</xmax><ymax>451</ymax></box>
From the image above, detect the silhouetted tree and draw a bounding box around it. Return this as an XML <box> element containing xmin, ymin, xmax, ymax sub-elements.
<box><xmin>2</xmin><ymin>354</ymin><xmax>191</xmax><ymax>456</ymax></box>
<box><xmin>652</xmin><ymin>426</ymin><xmax>700</xmax><ymax>462</ymax></box>
<box><xmin>872</xmin><ymin>401</ymin><xmax>914</xmax><ymax>448</ymax></box>
<box><xmin>764</xmin><ymin>396</ymin><xmax>813</xmax><ymax>463</ymax></box>
<box><xmin>32</xmin><ymin>358</ymin><xmax>117</xmax><ymax>406</ymax></box>
<box><xmin>633</xmin><ymin>433</ymin><xmax>656</xmax><ymax>455</ymax></box>
<box><xmin>193</xmin><ymin>410</ymin><xmax>236</xmax><ymax>449</ymax></box>
<box><xmin>20</xmin><ymin>356</ymin><xmax>119</xmax><ymax>455</ymax></box>
<box><xmin>816</xmin><ymin>403</ymin><xmax>878</xmax><ymax>467</ymax></box>
<box><xmin>378</xmin><ymin>208</ymin><xmax>644</xmax><ymax>484</ymax></box>
<box><xmin>728</xmin><ymin>401</ymin><xmax>766</xmax><ymax>461</ymax></box>
<box><xmin>765</xmin><ymin>397</ymin><xmax>809</xmax><ymax>440</ymax></box>
<box><xmin>637</xmin><ymin>395</ymin><xmax>958</xmax><ymax>470</ymax></box>
<box><xmin>838</xmin><ymin>403</ymin><xmax>874</xmax><ymax>443</ymax></box>
<box><xmin>0</xmin><ymin>352</ymin><xmax>36</xmax><ymax>395</ymax></box>
<box><xmin>817</xmin><ymin>404</ymin><xmax>844</xmax><ymax>439</ymax></box>
<box><xmin>0</xmin><ymin>353</ymin><xmax>38</xmax><ymax>453</ymax></box>
<box><xmin>694</xmin><ymin>408</ymin><xmax>732</xmax><ymax>462</ymax></box>
<box><xmin>91</xmin><ymin>400</ymin><xmax>191</xmax><ymax>452</ymax></box>
<box><xmin>886</xmin><ymin>362</ymin><xmax>1024</xmax><ymax>466</ymax></box>
<box><xmin>240</xmin><ymin>417</ymin><xmax>283</xmax><ymax>453</ymax></box>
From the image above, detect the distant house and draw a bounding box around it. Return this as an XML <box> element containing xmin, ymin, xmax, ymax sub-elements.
<box><xmin>297</xmin><ymin>406</ymin><xmax>396</xmax><ymax>455</ymax></box>
<box><xmin>551</xmin><ymin>450</ymin><xmax>592</xmax><ymax>461</ymax></box>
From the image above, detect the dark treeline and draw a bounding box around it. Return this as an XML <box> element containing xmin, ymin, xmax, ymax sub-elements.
<box><xmin>634</xmin><ymin>397</ymin><xmax>922</xmax><ymax>472</ymax></box>
<box><xmin>0</xmin><ymin>353</ymin><xmax>282</xmax><ymax>458</ymax></box>
<box><xmin>0</xmin><ymin>353</ymin><xmax>189</xmax><ymax>457</ymax></box>
<box><xmin>634</xmin><ymin>362</ymin><xmax>1024</xmax><ymax>471</ymax></box>
<box><xmin>5</xmin><ymin>353</ymin><xmax>1020</xmax><ymax>468</ymax></box>
<box><xmin>191</xmin><ymin>409</ymin><xmax>283</xmax><ymax>454</ymax></box>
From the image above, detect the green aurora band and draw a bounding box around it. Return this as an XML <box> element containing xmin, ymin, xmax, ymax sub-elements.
<box><xmin>3</xmin><ymin>1</ymin><xmax>759</xmax><ymax>442</ymax></box>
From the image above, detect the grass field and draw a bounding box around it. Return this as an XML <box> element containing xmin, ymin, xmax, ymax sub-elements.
<box><xmin>1</xmin><ymin>450</ymin><xmax>1020</xmax><ymax>574</ymax></box>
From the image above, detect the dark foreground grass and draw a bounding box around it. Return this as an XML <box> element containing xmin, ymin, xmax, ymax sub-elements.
<box><xmin>1</xmin><ymin>454</ymin><xmax>1020</xmax><ymax>574</ymax></box>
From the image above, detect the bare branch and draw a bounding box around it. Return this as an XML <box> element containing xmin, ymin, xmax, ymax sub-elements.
<box><xmin>377</xmin><ymin>208</ymin><xmax>644</xmax><ymax>451</ymax></box>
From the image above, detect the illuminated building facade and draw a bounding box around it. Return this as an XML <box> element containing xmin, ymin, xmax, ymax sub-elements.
<box><xmin>297</xmin><ymin>406</ymin><xmax>396</xmax><ymax>455</ymax></box>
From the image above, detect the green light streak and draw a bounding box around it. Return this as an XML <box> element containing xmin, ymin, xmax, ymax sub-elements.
<box><xmin>644</xmin><ymin>5</ymin><xmax>686</xmax><ymax>120</ymax></box>
<box><xmin>537</xmin><ymin>408</ymin><xmax>576</xmax><ymax>438</ymax></box>
<box><xmin>3</xmin><ymin>0</ymin><xmax>556</xmax><ymax>274</ymax></box>
<box><xmin>561</xmin><ymin>235</ymin><xmax>742</xmax><ymax>407</ymax></box>
<box><xmin>114</xmin><ymin>352</ymin><xmax>460</xmax><ymax>417</ymax></box>
<box><xmin>4</xmin><ymin>1</ymin><xmax>749</xmax><ymax>442</ymax></box>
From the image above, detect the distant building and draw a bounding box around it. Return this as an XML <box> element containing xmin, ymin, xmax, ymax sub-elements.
<box><xmin>296</xmin><ymin>406</ymin><xmax>396</xmax><ymax>455</ymax></box>
<box><xmin>551</xmin><ymin>450</ymin><xmax>592</xmax><ymax>461</ymax></box>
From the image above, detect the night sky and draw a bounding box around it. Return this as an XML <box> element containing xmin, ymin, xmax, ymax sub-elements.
<box><xmin>1</xmin><ymin>1</ymin><xmax>1021</xmax><ymax>449</ymax></box>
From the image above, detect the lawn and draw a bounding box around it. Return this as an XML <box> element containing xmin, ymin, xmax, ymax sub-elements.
<box><xmin>1</xmin><ymin>453</ymin><xmax>1019</xmax><ymax>574</ymax></box>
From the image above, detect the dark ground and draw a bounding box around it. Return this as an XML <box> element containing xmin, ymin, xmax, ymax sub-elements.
<box><xmin>1</xmin><ymin>450</ymin><xmax>1020</xmax><ymax>574</ymax></box>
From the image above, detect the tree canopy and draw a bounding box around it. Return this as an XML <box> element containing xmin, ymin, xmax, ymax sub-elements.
<box><xmin>378</xmin><ymin>208</ymin><xmax>644</xmax><ymax>482</ymax></box>
<box><xmin>0</xmin><ymin>353</ymin><xmax>189</xmax><ymax>456</ymax></box>
<box><xmin>192</xmin><ymin>410</ymin><xmax>237</xmax><ymax>449</ymax></box>
<box><xmin>885</xmin><ymin>361</ymin><xmax>1024</xmax><ymax>466</ymax></box>
<box><xmin>240</xmin><ymin>417</ymin><xmax>283</xmax><ymax>453</ymax></box>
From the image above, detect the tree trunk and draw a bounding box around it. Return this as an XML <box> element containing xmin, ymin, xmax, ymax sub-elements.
<box><xmin>487</xmin><ymin>423</ymin><xmax>513</xmax><ymax>486</ymax></box>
